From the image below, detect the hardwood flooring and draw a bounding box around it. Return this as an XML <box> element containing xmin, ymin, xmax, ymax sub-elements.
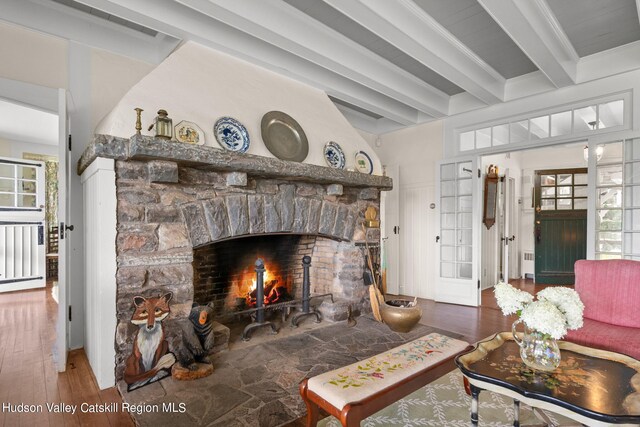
<box><xmin>0</xmin><ymin>285</ymin><xmax>133</xmax><ymax>427</ymax></box>
<box><xmin>0</xmin><ymin>279</ymin><xmax>545</xmax><ymax>427</ymax></box>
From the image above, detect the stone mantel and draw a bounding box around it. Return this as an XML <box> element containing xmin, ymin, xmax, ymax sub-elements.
<box><xmin>78</xmin><ymin>134</ymin><xmax>393</xmax><ymax>190</ymax></box>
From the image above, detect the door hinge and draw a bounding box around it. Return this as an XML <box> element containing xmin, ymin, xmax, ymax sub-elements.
<box><xmin>477</xmin><ymin>280</ymin><xmax>480</xmax><ymax>289</ymax></box>
<box><xmin>478</xmin><ymin>169</ymin><xmax>481</xmax><ymax>178</ymax></box>
<box><xmin>68</xmin><ymin>306</ymin><xmax>72</xmax><ymax>322</ymax></box>
<box><xmin>68</xmin><ymin>134</ymin><xmax>72</xmax><ymax>151</ymax></box>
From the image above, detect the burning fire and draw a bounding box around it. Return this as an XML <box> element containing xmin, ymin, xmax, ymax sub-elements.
<box><xmin>228</xmin><ymin>259</ymin><xmax>291</xmax><ymax>309</ymax></box>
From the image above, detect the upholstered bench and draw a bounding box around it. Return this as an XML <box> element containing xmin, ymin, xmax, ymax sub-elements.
<box><xmin>299</xmin><ymin>333</ymin><xmax>471</xmax><ymax>427</ymax></box>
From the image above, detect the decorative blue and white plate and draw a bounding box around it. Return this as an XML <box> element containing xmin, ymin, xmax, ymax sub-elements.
<box><xmin>324</xmin><ymin>141</ymin><xmax>346</xmax><ymax>169</ymax></box>
<box><xmin>354</xmin><ymin>150</ymin><xmax>374</xmax><ymax>174</ymax></box>
<box><xmin>213</xmin><ymin>117</ymin><xmax>250</xmax><ymax>153</ymax></box>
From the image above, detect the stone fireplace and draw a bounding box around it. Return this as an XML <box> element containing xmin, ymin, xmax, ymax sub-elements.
<box><xmin>78</xmin><ymin>134</ymin><xmax>392</xmax><ymax>382</ymax></box>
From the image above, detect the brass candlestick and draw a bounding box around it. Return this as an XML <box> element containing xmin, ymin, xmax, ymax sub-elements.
<box><xmin>134</xmin><ymin>108</ymin><xmax>143</xmax><ymax>135</ymax></box>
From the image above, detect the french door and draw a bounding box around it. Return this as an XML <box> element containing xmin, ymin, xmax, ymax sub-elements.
<box><xmin>436</xmin><ymin>157</ymin><xmax>480</xmax><ymax>306</ymax></box>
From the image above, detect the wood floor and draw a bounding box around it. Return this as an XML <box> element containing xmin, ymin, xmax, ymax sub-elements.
<box><xmin>0</xmin><ymin>280</ymin><xmax>544</xmax><ymax>427</ymax></box>
<box><xmin>0</xmin><ymin>285</ymin><xmax>134</xmax><ymax>427</ymax></box>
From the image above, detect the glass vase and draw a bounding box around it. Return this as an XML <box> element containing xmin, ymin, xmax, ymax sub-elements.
<box><xmin>512</xmin><ymin>319</ymin><xmax>561</xmax><ymax>372</ymax></box>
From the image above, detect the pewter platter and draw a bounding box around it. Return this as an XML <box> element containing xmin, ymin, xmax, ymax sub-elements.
<box><xmin>261</xmin><ymin>111</ymin><xmax>308</xmax><ymax>162</ymax></box>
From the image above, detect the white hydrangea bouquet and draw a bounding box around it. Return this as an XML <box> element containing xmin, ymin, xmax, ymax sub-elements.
<box><xmin>494</xmin><ymin>282</ymin><xmax>584</xmax><ymax>339</ymax></box>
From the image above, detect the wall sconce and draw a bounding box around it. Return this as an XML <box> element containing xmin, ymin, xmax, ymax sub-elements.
<box><xmin>583</xmin><ymin>145</ymin><xmax>604</xmax><ymax>162</ymax></box>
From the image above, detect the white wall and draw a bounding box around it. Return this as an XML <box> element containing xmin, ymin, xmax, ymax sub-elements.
<box><xmin>0</xmin><ymin>21</ymin><xmax>155</xmax><ymax>351</ymax></box>
<box><xmin>96</xmin><ymin>42</ymin><xmax>382</xmax><ymax>173</ymax></box>
<box><xmin>371</xmin><ymin>120</ymin><xmax>443</xmax><ymax>299</ymax></box>
<box><xmin>0</xmin><ymin>137</ymin><xmax>58</xmax><ymax>158</ymax></box>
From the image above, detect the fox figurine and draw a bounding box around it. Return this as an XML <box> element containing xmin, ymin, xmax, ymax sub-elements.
<box><xmin>124</xmin><ymin>292</ymin><xmax>176</xmax><ymax>391</ymax></box>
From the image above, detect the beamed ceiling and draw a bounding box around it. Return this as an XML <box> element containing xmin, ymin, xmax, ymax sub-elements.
<box><xmin>4</xmin><ymin>0</ymin><xmax>640</xmax><ymax>133</ymax></box>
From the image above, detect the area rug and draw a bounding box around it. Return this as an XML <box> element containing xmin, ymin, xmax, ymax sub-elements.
<box><xmin>317</xmin><ymin>369</ymin><xmax>574</xmax><ymax>426</ymax></box>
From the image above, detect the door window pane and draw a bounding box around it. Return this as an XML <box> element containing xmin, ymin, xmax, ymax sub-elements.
<box><xmin>574</xmin><ymin>198</ymin><xmax>587</xmax><ymax>209</ymax></box>
<box><xmin>541</xmin><ymin>199</ymin><xmax>555</xmax><ymax>210</ymax></box>
<box><xmin>457</xmin><ymin>196</ymin><xmax>472</xmax><ymax>212</ymax></box>
<box><xmin>441</xmin><ymin>246</ymin><xmax>455</xmax><ymax>262</ymax></box>
<box><xmin>458</xmin><ymin>162</ymin><xmax>473</xmax><ymax>179</ymax></box>
<box><xmin>441</xmin><ymin>230</ymin><xmax>455</xmax><ymax>245</ymax></box>
<box><xmin>541</xmin><ymin>187</ymin><xmax>555</xmax><ymax>198</ymax></box>
<box><xmin>441</xmin><ymin>197</ymin><xmax>456</xmax><ymax>213</ymax></box>
<box><xmin>457</xmin><ymin>229</ymin><xmax>472</xmax><ymax>245</ymax></box>
<box><xmin>0</xmin><ymin>179</ymin><xmax>14</xmax><ymax>192</ymax></box>
<box><xmin>457</xmin><ymin>179</ymin><xmax>472</xmax><ymax>196</ymax></box>
<box><xmin>457</xmin><ymin>263</ymin><xmax>472</xmax><ymax>279</ymax></box>
<box><xmin>557</xmin><ymin>186</ymin><xmax>572</xmax><ymax>198</ymax></box>
<box><xmin>541</xmin><ymin>174</ymin><xmax>555</xmax><ymax>186</ymax></box>
<box><xmin>574</xmin><ymin>187</ymin><xmax>588</xmax><ymax>197</ymax></box>
<box><xmin>0</xmin><ymin>164</ymin><xmax>13</xmax><ymax>178</ymax></box>
<box><xmin>457</xmin><ymin>246</ymin><xmax>472</xmax><ymax>262</ymax></box>
<box><xmin>624</xmin><ymin>162</ymin><xmax>640</xmax><ymax>185</ymax></box>
<box><xmin>574</xmin><ymin>173</ymin><xmax>587</xmax><ymax>185</ymax></box>
<box><xmin>0</xmin><ymin>193</ymin><xmax>15</xmax><ymax>207</ymax></box>
<box><xmin>557</xmin><ymin>174</ymin><xmax>572</xmax><ymax>185</ymax></box>
<box><xmin>441</xmin><ymin>181</ymin><xmax>455</xmax><ymax>197</ymax></box>
<box><xmin>441</xmin><ymin>262</ymin><xmax>455</xmax><ymax>278</ymax></box>
<box><xmin>557</xmin><ymin>199</ymin><xmax>572</xmax><ymax>210</ymax></box>
<box><xmin>19</xmin><ymin>166</ymin><xmax>37</xmax><ymax>180</ymax></box>
<box><xmin>18</xmin><ymin>195</ymin><xmax>36</xmax><ymax>208</ymax></box>
<box><xmin>597</xmin><ymin>209</ymin><xmax>622</xmax><ymax>231</ymax></box>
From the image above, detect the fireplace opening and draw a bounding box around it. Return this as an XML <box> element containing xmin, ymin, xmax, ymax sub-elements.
<box><xmin>193</xmin><ymin>234</ymin><xmax>310</xmax><ymax>316</ymax></box>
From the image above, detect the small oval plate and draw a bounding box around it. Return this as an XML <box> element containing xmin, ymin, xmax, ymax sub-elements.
<box><xmin>354</xmin><ymin>150</ymin><xmax>374</xmax><ymax>174</ymax></box>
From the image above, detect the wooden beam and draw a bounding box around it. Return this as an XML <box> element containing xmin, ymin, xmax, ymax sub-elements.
<box><xmin>179</xmin><ymin>0</ymin><xmax>449</xmax><ymax>117</ymax></box>
<box><xmin>324</xmin><ymin>0</ymin><xmax>505</xmax><ymax>105</ymax></box>
<box><xmin>478</xmin><ymin>0</ymin><xmax>578</xmax><ymax>88</ymax></box>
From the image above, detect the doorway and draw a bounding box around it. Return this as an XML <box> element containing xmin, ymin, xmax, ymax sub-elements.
<box><xmin>479</xmin><ymin>143</ymin><xmax>586</xmax><ymax>304</ymax></box>
<box><xmin>533</xmin><ymin>168</ymin><xmax>588</xmax><ymax>284</ymax></box>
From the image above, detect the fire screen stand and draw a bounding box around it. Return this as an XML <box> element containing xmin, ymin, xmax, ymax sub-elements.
<box><xmin>291</xmin><ymin>256</ymin><xmax>322</xmax><ymax>327</ymax></box>
<box><xmin>242</xmin><ymin>258</ymin><xmax>278</xmax><ymax>341</ymax></box>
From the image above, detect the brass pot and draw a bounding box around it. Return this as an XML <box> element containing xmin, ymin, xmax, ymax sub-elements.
<box><xmin>380</xmin><ymin>299</ymin><xmax>422</xmax><ymax>333</ymax></box>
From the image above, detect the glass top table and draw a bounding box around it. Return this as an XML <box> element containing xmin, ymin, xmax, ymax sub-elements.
<box><xmin>455</xmin><ymin>332</ymin><xmax>640</xmax><ymax>427</ymax></box>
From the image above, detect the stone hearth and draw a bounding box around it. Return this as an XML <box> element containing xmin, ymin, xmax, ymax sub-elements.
<box><xmin>79</xmin><ymin>134</ymin><xmax>392</xmax><ymax>383</ymax></box>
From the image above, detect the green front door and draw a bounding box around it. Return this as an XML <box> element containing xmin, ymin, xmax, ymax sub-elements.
<box><xmin>534</xmin><ymin>169</ymin><xmax>588</xmax><ymax>284</ymax></box>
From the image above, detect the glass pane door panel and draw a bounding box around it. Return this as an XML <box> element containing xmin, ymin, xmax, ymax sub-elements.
<box><xmin>457</xmin><ymin>196</ymin><xmax>472</xmax><ymax>212</ymax></box>
<box><xmin>597</xmin><ymin>209</ymin><xmax>622</xmax><ymax>231</ymax></box>
<box><xmin>441</xmin><ymin>214</ymin><xmax>456</xmax><ymax>228</ymax></box>
<box><xmin>0</xmin><ymin>193</ymin><xmax>15</xmax><ymax>207</ymax></box>
<box><xmin>541</xmin><ymin>174</ymin><xmax>556</xmax><ymax>186</ymax></box>
<box><xmin>441</xmin><ymin>181</ymin><xmax>456</xmax><ymax>197</ymax></box>
<box><xmin>457</xmin><ymin>229</ymin><xmax>472</xmax><ymax>245</ymax></box>
<box><xmin>626</xmin><ymin>139</ymin><xmax>640</xmax><ymax>161</ymax></box>
<box><xmin>541</xmin><ymin>199</ymin><xmax>555</xmax><ymax>210</ymax></box>
<box><xmin>625</xmin><ymin>186</ymin><xmax>640</xmax><ymax>207</ymax></box>
<box><xmin>624</xmin><ymin>162</ymin><xmax>640</xmax><ymax>185</ymax></box>
<box><xmin>458</xmin><ymin>263</ymin><xmax>472</xmax><ymax>279</ymax></box>
<box><xmin>0</xmin><ymin>164</ymin><xmax>13</xmax><ymax>178</ymax></box>
<box><xmin>557</xmin><ymin>186</ymin><xmax>572</xmax><ymax>197</ymax></box>
<box><xmin>441</xmin><ymin>230</ymin><xmax>455</xmax><ymax>245</ymax></box>
<box><xmin>598</xmin><ymin>165</ymin><xmax>623</xmax><ymax>186</ymax></box>
<box><xmin>624</xmin><ymin>233</ymin><xmax>640</xmax><ymax>254</ymax></box>
<box><xmin>457</xmin><ymin>246</ymin><xmax>472</xmax><ymax>262</ymax></box>
<box><xmin>18</xmin><ymin>166</ymin><xmax>37</xmax><ymax>180</ymax></box>
<box><xmin>457</xmin><ymin>213</ymin><xmax>472</xmax><ymax>228</ymax></box>
<box><xmin>457</xmin><ymin>162</ymin><xmax>473</xmax><ymax>179</ymax></box>
<box><xmin>557</xmin><ymin>199</ymin><xmax>572</xmax><ymax>210</ymax></box>
<box><xmin>0</xmin><ymin>179</ymin><xmax>14</xmax><ymax>192</ymax></box>
<box><xmin>441</xmin><ymin>246</ymin><xmax>455</xmax><ymax>262</ymax></box>
<box><xmin>598</xmin><ymin>188</ymin><xmax>623</xmax><ymax>208</ymax></box>
<box><xmin>18</xmin><ymin>195</ymin><xmax>36</xmax><ymax>208</ymax></box>
<box><xmin>458</xmin><ymin>179</ymin><xmax>472</xmax><ymax>195</ymax></box>
<box><xmin>624</xmin><ymin>209</ymin><xmax>640</xmax><ymax>231</ymax></box>
<box><xmin>441</xmin><ymin>197</ymin><xmax>456</xmax><ymax>213</ymax></box>
<box><xmin>441</xmin><ymin>262</ymin><xmax>455</xmax><ymax>278</ymax></box>
<box><xmin>441</xmin><ymin>164</ymin><xmax>455</xmax><ymax>180</ymax></box>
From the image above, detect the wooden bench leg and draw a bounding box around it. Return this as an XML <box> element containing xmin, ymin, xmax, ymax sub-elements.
<box><xmin>300</xmin><ymin>378</ymin><xmax>319</xmax><ymax>427</ymax></box>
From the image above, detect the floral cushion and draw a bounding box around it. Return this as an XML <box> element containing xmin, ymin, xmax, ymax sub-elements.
<box><xmin>307</xmin><ymin>333</ymin><xmax>469</xmax><ymax>410</ymax></box>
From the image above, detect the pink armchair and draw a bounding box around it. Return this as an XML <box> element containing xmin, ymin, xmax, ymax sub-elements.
<box><xmin>565</xmin><ymin>259</ymin><xmax>640</xmax><ymax>360</ymax></box>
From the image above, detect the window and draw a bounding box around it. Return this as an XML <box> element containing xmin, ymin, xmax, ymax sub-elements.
<box><xmin>539</xmin><ymin>171</ymin><xmax>587</xmax><ymax>211</ymax></box>
<box><xmin>458</xmin><ymin>95</ymin><xmax>627</xmax><ymax>153</ymax></box>
<box><xmin>0</xmin><ymin>162</ymin><xmax>40</xmax><ymax>209</ymax></box>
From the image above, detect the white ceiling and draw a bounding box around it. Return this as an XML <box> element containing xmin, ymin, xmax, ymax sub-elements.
<box><xmin>0</xmin><ymin>99</ymin><xmax>58</xmax><ymax>146</ymax></box>
<box><xmin>3</xmin><ymin>0</ymin><xmax>640</xmax><ymax>134</ymax></box>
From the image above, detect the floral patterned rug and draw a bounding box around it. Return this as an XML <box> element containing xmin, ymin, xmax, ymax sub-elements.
<box><xmin>317</xmin><ymin>369</ymin><xmax>574</xmax><ymax>426</ymax></box>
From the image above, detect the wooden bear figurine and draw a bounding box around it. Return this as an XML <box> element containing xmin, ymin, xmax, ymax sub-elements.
<box><xmin>171</xmin><ymin>302</ymin><xmax>216</xmax><ymax>380</ymax></box>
